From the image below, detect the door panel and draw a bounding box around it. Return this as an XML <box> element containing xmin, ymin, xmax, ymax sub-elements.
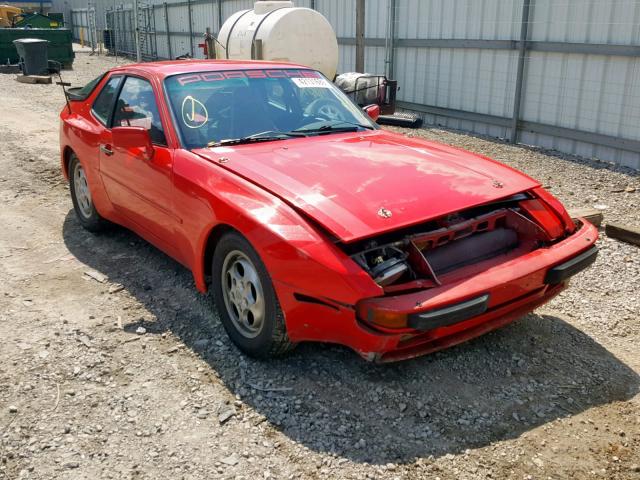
<box><xmin>102</xmin><ymin>144</ymin><xmax>175</xmax><ymax>238</ymax></box>
<box><xmin>99</xmin><ymin>76</ymin><xmax>176</xmax><ymax>244</ymax></box>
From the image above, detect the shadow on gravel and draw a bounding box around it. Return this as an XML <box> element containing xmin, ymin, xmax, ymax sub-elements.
<box><xmin>63</xmin><ymin>211</ymin><xmax>640</xmax><ymax>465</ymax></box>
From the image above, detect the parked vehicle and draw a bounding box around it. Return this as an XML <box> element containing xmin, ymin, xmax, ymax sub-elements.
<box><xmin>0</xmin><ymin>4</ymin><xmax>22</xmax><ymax>27</ymax></box>
<box><xmin>59</xmin><ymin>60</ymin><xmax>598</xmax><ymax>362</ymax></box>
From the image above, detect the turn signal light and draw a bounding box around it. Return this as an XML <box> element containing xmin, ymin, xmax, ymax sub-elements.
<box><xmin>519</xmin><ymin>198</ymin><xmax>564</xmax><ymax>240</ymax></box>
<box><xmin>364</xmin><ymin>309</ymin><xmax>408</xmax><ymax>329</ymax></box>
<box><xmin>532</xmin><ymin>187</ymin><xmax>576</xmax><ymax>234</ymax></box>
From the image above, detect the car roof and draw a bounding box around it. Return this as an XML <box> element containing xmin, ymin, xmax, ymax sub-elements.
<box><xmin>109</xmin><ymin>59</ymin><xmax>312</xmax><ymax>79</ymax></box>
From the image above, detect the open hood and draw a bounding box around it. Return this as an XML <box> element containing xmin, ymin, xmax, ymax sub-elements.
<box><xmin>193</xmin><ymin>131</ymin><xmax>539</xmax><ymax>242</ymax></box>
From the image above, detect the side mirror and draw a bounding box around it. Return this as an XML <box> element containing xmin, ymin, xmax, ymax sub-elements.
<box><xmin>112</xmin><ymin>126</ymin><xmax>154</xmax><ymax>161</ymax></box>
<box><xmin>363</xmin><ymin>104</ymin><xmax>380</xmax><ymax>122</ymax></box>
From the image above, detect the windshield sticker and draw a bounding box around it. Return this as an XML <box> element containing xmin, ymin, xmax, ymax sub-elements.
<box><xmin>176</xmin><ymin>69</ymin><xmax>320</xmax><ymax>86</ymax></box>
<box><xmin>291</xmin><ymin>77</ymin><xmax>331</xmax><ymax>89</ymax></box>
<box><xmin>181</xmin><ymin>95</ymin><xmax>208</xmax><ymax>129</ymax></box>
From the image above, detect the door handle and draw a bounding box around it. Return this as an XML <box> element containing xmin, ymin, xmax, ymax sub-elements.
<box><xmin>100</xmin><ymin>144</ymin><xmax>113</xmax><ymax>156</ymax></box>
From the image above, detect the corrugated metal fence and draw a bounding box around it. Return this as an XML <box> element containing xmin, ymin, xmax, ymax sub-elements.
<box><xmin>69</xmin><ymin>8</ymin><xmax>99</xmax><ymax>50</ymax></box>
<box><xmin>62</xmin><ymin>0</ymin><xmax>640</xmax><ymax>170</ymax></box>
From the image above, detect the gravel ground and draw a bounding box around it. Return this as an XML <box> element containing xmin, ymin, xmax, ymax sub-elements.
<box><xmin>0</xmin><ymin>49</ymin><xmax>639</xmax><ymax>480</ymax></box>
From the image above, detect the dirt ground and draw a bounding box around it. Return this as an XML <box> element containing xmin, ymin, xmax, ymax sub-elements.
<box><xmin>1</xmin><ymin>48</ymin><xmax>639</xmax><ymax>480</ymax></box>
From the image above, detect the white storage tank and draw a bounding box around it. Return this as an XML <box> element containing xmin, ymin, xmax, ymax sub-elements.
<box><xmin>216</xmin><ymin>1</ymin><xmax>339</xmax><ymax>80</ymax></box>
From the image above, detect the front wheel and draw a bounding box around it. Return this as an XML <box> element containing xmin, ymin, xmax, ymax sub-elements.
<box><xmin>68</xmin><ymin>154</ymin><xmax>107</xmax><ymax>232</ymax></box>
<box><xmin>212</xmin><ymin>232</ymin><xmax>294</xmax><ymax>358</ymax></box>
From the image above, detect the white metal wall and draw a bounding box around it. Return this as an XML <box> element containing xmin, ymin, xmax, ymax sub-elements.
<box><xmin>392</xmin><ymin>0</ymin><xmax>522</xmax><ymax>139</ymax></box>
<box><xmin>54</xmin><ymin>0</ymin><xmax>640</xmax><ymax>170</ymax></box>
<box><xmin>519</xmin><ymin>0</ymin><xmax>640</xmax><ymax>169</ymax></box>
<box><xmin>397</xmin><ymin>0</ymin><xmax>523</xmax><ymax>40</ymax></box>
<box><xmin>388</xmin><ymin>0</ymin><xmax>640</xmax><ymax>169</ymax></box>
<box><xmin>315</xmin><ymin>0</ymin><xmax>355</xmax><ymax>73</ymax></box>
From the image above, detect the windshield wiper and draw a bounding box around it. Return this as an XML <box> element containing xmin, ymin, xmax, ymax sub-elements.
<box><xmin>207</xmin><ymin>130</ymin><xmax>307</xmax><ymax>148</ymax></box>
<box><xmin>292</xmin><ymin>120</ymin><xmax>375</xmax><ymax>134</ymax></box>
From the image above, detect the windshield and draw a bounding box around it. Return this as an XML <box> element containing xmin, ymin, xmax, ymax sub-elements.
<box><xmin>164</xmin><ymin>69</ymin><xmax>377</xmax><ymax>149</ymax></box>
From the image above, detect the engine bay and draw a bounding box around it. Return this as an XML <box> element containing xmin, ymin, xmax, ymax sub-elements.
<box><xmin>345</xmin><ymin>193</ymin><xmax>568</xmax><ymax>293</ymax></box>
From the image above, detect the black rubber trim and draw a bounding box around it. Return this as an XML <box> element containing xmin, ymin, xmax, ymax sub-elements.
<box><xmin>408</xmin><ymin>294</ymin><xmax>490</xmax><ymax>331</ymax></box>
<box><xmin>293</xmin><ymin>293</ymin><xmax>340</xmax><ymax>311</ymax></box>
<box><xmin>544</xmin><ymin>246</ymin><xmax>598</xmax><ymax>285</ymax></box>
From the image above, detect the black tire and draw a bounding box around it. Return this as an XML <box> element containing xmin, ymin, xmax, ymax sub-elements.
<box><xmin>212</xmin><ymin>232</ymin><xmax>294</xmax><ymax>358</ymax></box>
<box><xmin>68</xmin><ymin>153</ymin><xmax>107</xmax><ymax>233</ymax></box>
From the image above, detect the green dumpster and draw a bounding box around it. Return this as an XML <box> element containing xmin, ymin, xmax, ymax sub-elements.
<box><xmin>14</xmin><ymin>13</ymin><xmax>63</xmax><ymax>29</ymax></box>
<box><xmin>0</xmin><ymin>28</ymin><xmax>74</xmax><ymax>68</ymax></box>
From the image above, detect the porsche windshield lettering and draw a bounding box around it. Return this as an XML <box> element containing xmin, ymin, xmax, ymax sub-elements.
<box><xmin>175</xmin><ymin>69</ymin><xmax>320</xmax><ymax>86</ymax></box>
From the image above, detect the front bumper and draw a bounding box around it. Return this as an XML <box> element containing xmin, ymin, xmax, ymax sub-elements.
<box><xmin>407</xmin><ymin>294</ymin><xmax>490</xmax><ymax>331</ymax></box>
<box><xmin>406</xmin><ymin>244</ymin><xmax>598</xmax><ymax>332</ymax></box>
<box><xmin>352</xmin><ymin>219</ymin><xmax>598</xmax><ymax>361</ymax></box>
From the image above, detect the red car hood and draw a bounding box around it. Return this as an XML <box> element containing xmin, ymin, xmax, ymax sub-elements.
<box><xmin>193</xmin><ymin>131</ymin><xmax>539</xmax><ymax>242</ymax></box>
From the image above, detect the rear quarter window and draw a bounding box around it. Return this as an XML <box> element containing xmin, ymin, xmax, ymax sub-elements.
<box><xmin>67</xmin><ymin>73</ymin><xmax>106</xmax><ymax>101</ymax></box>
<box><xmin>91</xmin><ymin>75</ymin><xmax>123</xmax><ymax>126</ymax></box>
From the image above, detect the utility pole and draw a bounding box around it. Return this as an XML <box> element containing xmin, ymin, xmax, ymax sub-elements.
<box><xmin>113</xmin><ymin>0</ymin><xmax>118</xmax><ymax>62</ymax></box>
<box><xmin>216</xmin><ymin>0</ymin><xmax>222</xmax><ymax>32</ymax></box>
<box><xmin>355</xmin><ymin>0</ymin><xmax>365</xmax><ymax>72</ymax></box>
<box><xmin>164</xmin><ymin>2</ymin><xmax>172</xmax><ymax>59</ymax></box>
<box><xmin>385</xmin><ymin>0</ymin><xmax>396</xmax><ymax>78</ymax></box>
<box><xmin>510</xmin><ymin>0</ymin><xmax>531</xmax><ymax>143</ymax></box>
<box><xmin>133</xmin><ymin>0</ymin><xmax>142</xmax><ymax>62</ymax></box>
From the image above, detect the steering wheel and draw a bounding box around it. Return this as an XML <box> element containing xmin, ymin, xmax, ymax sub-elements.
<box><xmin>305</xmin><ymin>99</ymin><xmax>346</xmax><ymax>122</ymax></box>
<box><xmin>205</xmin><ymin>100</ymin><xmax>233</xmax><ymax>142</ymax></box>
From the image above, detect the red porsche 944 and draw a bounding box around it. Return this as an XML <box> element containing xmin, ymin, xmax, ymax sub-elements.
<box><xmin>59</xmin><ymin>60</ymin><xmax>598</xmax><ymax>362</ymax></box>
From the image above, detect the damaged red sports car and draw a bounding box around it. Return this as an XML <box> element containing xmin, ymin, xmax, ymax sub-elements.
<box><xmin>59</xmin><ymin>60</ymin><xmax>598</xmax><ymax>362</ymax></box>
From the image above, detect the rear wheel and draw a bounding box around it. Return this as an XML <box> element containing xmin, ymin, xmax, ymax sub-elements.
<box><xmin>68</xmin><ymin>154</ymin><xmax>107</xmax><ymax>232</ymax></box>
<box><xmin>212</xmin><ymin>232</ymin><xmax>294</xmax><ymax>358</ymax></box>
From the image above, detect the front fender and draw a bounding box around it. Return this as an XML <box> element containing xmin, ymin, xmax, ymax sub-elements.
<box><xmin>172</xmin><ymin>150</ymin><xmax>381</xmax><ymax>304</ymax></box>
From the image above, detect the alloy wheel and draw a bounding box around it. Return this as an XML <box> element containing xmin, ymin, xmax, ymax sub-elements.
<box><xmin>220</xmin><ymin>250</ymin><xmax>266</xmax><ymax>338</ymax></box>
<box><xmin>73</xmin><ymin>162</ymin><xmax>93</xmax><ymax>219</ymax></box>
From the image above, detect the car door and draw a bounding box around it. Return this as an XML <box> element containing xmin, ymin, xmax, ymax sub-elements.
<box><xmin>98</xmin><ymin>75</ymin><xmax>176</xmax><ymax>246</ymax></box>
<box><xmin>69</xmin><ymin>73</ymin><xmax>122</xmax><ymax>216</ymax></box>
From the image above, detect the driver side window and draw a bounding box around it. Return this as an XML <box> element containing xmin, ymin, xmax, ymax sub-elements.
<box><xmin>112</xmin><ymin>76</ymin><xmax>166</xmax><ymax>146</ymax></box>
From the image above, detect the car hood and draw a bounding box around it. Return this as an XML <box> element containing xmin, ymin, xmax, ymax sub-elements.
<box><xmin>193</xmin><ymin>131</ymin><xmax>539</xmax><ymax>242</ymax></box>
